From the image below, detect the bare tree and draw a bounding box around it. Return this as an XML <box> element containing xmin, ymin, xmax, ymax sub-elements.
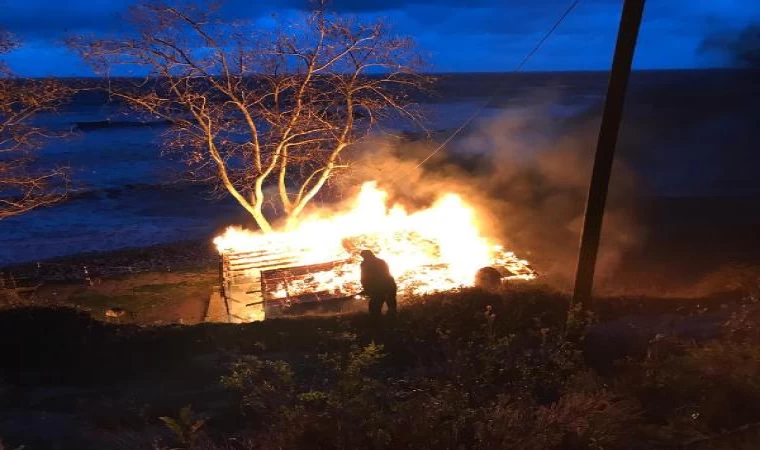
<box><xmin>72</xmin><ymin>1</ymin><xmax>430</xmax><ymax>232</ymax></box>
<box><xmin>0</xmin><ymin>30</ymin><xmax>71</xmax><ymax>219</ymax></box>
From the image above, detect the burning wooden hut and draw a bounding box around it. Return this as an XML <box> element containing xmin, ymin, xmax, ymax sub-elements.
<box><xmin>213</xmin><ymin>182</ymin><xmax>536</xmax><ymax>322</ymax></box>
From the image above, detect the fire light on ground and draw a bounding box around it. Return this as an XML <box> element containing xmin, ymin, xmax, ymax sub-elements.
<box><xmin>214</xmin><ymin>181</ymin><xmax>535</xmax><ymax>301</ymax></box>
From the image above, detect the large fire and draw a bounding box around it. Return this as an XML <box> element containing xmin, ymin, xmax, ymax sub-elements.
<box><xmin>214</xmin><ymin>181</ymin><xmax>535</xmax><ymax>303</ymax></box>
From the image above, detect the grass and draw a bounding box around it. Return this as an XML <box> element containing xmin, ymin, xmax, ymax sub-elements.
<box><xmin>66</xmin><ymin>278</ymin><xmax>216</xmax><ymax>319</ymax></box>
<box><xmin>130</xmin><ymin>279</ymin><xmax>216</xmax><ymax>295</ymax></box>
<box><xmin>70</xmin><ymin>292</ymin><xmax>141</xmax><ymax>310</ymax></box>
<box><xmin>0</xmin><ymin>285</ymin><xmax>759</xmax><ymax>449</ymax></box>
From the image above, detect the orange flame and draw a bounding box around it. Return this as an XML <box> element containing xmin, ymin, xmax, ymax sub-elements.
<box><xmin>214</xmin><ymin>181</ymin><xmax>534</xmax><ymax>298</ymax></box>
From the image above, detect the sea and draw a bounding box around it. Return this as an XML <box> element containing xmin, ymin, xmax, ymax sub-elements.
<box><xmin>1</xmin><ymin>70</ymin><xmax>758</xmax><ymax>266</ymax></box>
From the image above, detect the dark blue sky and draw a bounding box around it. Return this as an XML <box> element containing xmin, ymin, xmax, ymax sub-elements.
<box><xmin>1</xmin><ymin>0</ymin><xmax>759</xmax><ymax>76</ymax></box>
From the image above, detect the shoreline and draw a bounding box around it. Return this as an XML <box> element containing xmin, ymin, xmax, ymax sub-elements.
<box><xmin>3</xmin><ymin>193</ymin><xmax>759</xmax><ymax>292</ymax></box>
<box><xmin>1</xmin><ymin>237</ymin><xmax>218</xmax><ymax>282</ymax></box>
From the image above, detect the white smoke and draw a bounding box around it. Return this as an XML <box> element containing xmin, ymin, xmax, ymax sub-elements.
<box><xmin>339</xmin><ymin>106</ymin><xmax>644</xmax><ymax>291</ymax></box>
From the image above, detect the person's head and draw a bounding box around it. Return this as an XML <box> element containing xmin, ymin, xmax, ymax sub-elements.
<box><xmin>360</xmin><ymin>249</ymin><xmax>375</xmax><ymax>260</ymax></box>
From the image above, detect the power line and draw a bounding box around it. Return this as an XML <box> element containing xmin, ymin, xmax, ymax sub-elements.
<box><xmin>410</xmin><ymin>0</ymin><xmax>582</xmax><ymax>171</ymax></box>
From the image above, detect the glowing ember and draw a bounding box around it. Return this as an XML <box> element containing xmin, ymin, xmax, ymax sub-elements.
<box><xmin>214</xmin><ymin>181</ymin><xmax>535</xmax><ymax>301</ymax></box>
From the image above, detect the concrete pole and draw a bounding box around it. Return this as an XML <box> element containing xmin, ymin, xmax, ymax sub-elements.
<box><xmin>572</xmin><ymin>0</ymin><xmax>646</xmax><ymax>308</ymax></box>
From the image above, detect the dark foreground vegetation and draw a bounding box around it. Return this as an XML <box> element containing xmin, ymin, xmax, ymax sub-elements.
<box><xmin>1</xmin><ymin>286</ymin><xmax>759</xmax><ymax>450</ymax></box>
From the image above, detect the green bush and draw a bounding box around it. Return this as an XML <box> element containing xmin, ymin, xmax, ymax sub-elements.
<box><xmin>619</xmin><ymin>340</ymin><xmax>760</xmax><ymax>437</ymax></box>
<box><xmin>220</xmin><ymin>356</ymin><xmax>294</xmax><ymax>419</ymax></box>
<box><xmin>159</xmin><ymin>405</ymin><xmax>207</xmax><ymax>447</ymax></box>
<box><xmin>475</xmin><ymin>391</ymin><xmax>642</xmax><ymax>450</ymax></box>
<box><xmin>22</xmin><ymin>286</ymin><xmax>751</xmax><ymax>450</ymax></box>
<box><xmin>209</xmin><ymin>290</ymin><xmax>644</xmax><ymax>450</ymax></box>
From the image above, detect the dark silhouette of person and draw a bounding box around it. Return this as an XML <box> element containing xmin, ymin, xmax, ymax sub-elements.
<box><xmin>359</xmin><ymin>249</ymin><xmax>397</xmax><ymax>320</ymax></box>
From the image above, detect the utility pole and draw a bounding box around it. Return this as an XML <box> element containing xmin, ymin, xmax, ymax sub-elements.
<box><xmin>572</xmin><ymin>0</ymin><xmax>646</xmax><ymax>308</ymax></box>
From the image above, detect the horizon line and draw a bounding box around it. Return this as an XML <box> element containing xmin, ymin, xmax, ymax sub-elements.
<box><xmin>5</xmin><ymin>66</ymin><xmax>753</xmax><ymax>80</ymax></box>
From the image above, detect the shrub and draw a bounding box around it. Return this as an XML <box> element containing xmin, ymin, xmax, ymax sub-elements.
<box><xmin>159</xmin><ymin>405</ymin><xmax>207</xmax><ymax>447</ymax></box>
<box><xmin>618</xmin><ymin>339</ymin><xmax>760</xmax><ymax>440</ymax></box>
<box><xmin>220</xmin><ymin>356</ymin><xmax>294</xmax><ymax>420</ymax></box>
<box><xmin>476</xmin><ymin>391</ymin><xmax>643</xmax><ymax>450</ymax></box>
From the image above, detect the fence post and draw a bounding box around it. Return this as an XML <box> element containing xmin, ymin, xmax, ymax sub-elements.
<box><xmin>219</xmin><ymin>254</ymin><xmax>231</xmax><ymax>323</ymax></box>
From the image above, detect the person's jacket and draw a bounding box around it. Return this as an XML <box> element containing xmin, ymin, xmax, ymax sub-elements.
<box><xmin>360</xmin><ymin>256</ymin><xmax>397</xmax><ymax>294</ymax></box>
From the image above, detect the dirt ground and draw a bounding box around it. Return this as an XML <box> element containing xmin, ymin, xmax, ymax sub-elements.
<box><xmin>28</xmin><ymin>270</ymin><xmax>218</xmax><ymax>325</ymax></box>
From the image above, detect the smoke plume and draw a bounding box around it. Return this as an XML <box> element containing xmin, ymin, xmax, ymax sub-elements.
<box><xmin>340</xmin><ymin>106</ymin><xmax>643</xmax><ymax>290</ymax></box>
<box><xmin>701</xmin><ymin>22</ymin><xmax>760</xmax><ymax>69</ymax></box>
